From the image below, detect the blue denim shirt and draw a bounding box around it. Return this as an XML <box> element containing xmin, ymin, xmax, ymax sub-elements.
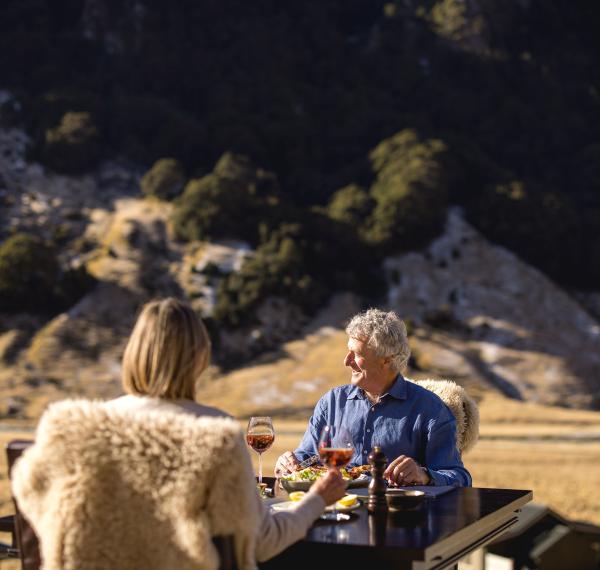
<box><xmin>295</xmin><ymin>375</ymin><xmax>472</xmax><ymax>487</ymax></box>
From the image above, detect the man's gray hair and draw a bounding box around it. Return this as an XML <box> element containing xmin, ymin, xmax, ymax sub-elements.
<box><xmin>345</xmin><ymin>308</ymin><xmax>410</xmax><ymax>372</ymax></box>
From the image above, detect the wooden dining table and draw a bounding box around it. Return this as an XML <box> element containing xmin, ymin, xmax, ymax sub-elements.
<box><xmin>258</xmin><ymin>478</ymin><xmax>532</xmax><ymax>569</ymax></box>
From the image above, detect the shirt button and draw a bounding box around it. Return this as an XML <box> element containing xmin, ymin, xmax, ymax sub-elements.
<box><xmin>371</xmin><ymin>407</ymin><xmax>375</xmax><ymax>412</ymax></box>
<box><xmin>366</xmin><ymin>428</ymin><xmax>371</xmax><ymax>433</ymax></box>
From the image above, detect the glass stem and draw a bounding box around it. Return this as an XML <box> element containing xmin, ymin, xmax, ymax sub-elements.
<box><xmin>329</xmin><ymin>467</ymin><xmax>337</xmax><ymax>517</ymax></box>
<box><xmin>258</xmin><ymin>452</ymin><xmax>263</xmax><ymax>484</ymax></box>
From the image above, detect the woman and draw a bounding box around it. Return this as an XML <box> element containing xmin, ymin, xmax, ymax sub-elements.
<box><xmin>108</xmin><ymin>297</ymin><xmax>346</xmax><ymax>562</ymax></box>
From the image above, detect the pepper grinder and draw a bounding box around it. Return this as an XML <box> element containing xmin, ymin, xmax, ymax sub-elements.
<box><xmin>367</xmin><ymin>446</ymin><xmax>388</xmax><ymax>513</ymax></box>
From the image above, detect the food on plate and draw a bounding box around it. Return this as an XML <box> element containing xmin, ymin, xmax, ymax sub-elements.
<box><xmin>281</xmin><ymin>466</ymin><xmax>327</xmax><ymax>482</ymax></box>
<box><xmin>336</xmin><ymin>494</ymin><xmax>358</xmax><ymax>508</ymax></box>
<box><xmin>288</xmin><ymin>491</ymin><xmax>306</xmax><ymax>502</ymax></box>
<box><xmin>347</xmin><ymin>465</ymin><xmax>371</xmax><ymax>479</ymax></box>
<box><xmin>281</xmin><ymin>464</ymin><xmax>371</xmax><ymax>482</ymax></box>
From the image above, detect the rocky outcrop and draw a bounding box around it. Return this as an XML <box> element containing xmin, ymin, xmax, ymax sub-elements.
<box><xmin>385</xmin><ymin>208</ymin><xmax>600</xmax><ymax>408</ymax></box>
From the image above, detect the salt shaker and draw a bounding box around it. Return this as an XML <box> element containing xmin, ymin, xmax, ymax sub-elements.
<box><xmin>367</xmin><ymin>446</ymin><xmax>388</xmax><ymax>513</ymax></box>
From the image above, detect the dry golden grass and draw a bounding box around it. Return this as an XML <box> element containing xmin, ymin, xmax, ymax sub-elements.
<box><xmin>196</xmin><ymin>329</ymin><xmax>351</xmax><ymax>418</ymax></box>
<box><xmin>465</xmin><ymin>440</ymin><xmax>600</xmax><ymax>524</ymax></box>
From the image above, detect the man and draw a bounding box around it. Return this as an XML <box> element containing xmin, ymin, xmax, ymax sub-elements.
<box><xmin>275</xmin><ymin>309</ymin><xmax>471</xmax><ymax>487</ymax></box>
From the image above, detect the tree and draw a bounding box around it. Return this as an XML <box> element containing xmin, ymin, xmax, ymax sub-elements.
<box><xmin>0</xmin><ymin>233</ymin><xmax>59</xmax><ymax>313</ymax></box>
<box><xmin>140</xmin><ymin>158</ymin><xmax>185</xmax><ymax>200</ymax></box>
<box><xmin>326</xmin><ymin>184</ymin><xmax>375</xmax><ymax>232</ymax></box>
<box><xmin>171</xmin><ymin>153</ymin><xmax>280</xmax><ymax>243</ymax></box>
<box><xmin>364</xmin><ymin>129</ymin><xmax>449</xmax><ymax>252</ymax></box>
<box><xmin>214</xmin><ymin>223</ymin><xmax>325</xmax><ymax>327</ymax></box>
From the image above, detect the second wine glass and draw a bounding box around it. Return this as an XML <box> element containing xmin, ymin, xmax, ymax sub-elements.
<box><xmin>318</xmin><ymin>424</ymin><xmax>354</xmax><ymax>521</ymax></box>
<box><xmin>318</xmin><ymin>424</ymin><xmax>354</xmax><ymax>469</ymax></box>
<box><xmin>246</xmin><ymin>416</ymin><xmax>275</xmax><ymax>485</ymax></box>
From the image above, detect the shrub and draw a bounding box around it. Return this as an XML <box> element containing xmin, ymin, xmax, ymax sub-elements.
<box><xmin>428</xmin><ymin>0</ymin><xmax>470</xmax><ymax>42</ymax></box>
<box><xmin>172</xmin><ymin>152</ymin><xmax>280</xmax><ymax>244</ymax></box>
<box><xmin>0</xmin><ymin>233</ymin><xmax>59</xmax><ymax>313</ymax></box>
<box><xmin>41</xmin><ymin>111</ymin><xmax>101</xmax><ymax>174</ymax></box>
<box><xmin>214</xmin><ymin>223</ymin><xmax>327</xmax><ymax>327</ymax></box>
<box><xmin>140</xmin><ymin>158</ymin><xmax>185</xmax><ymax>200</ymax></box>
<box><xmin>0</xmin><ymin>233</ymin><xmax>96</xmax><ymax>315</ymax></box>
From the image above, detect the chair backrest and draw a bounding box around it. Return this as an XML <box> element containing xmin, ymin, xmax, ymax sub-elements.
<box><xmin>10</xmin><ymin>400</ymin><xmax>257</xmax><ymax>570</ymax></box>
<box><xmin>410</xmin><ymin>378</ymin><xmax>480</xmax><ymax>454</ymax></box>
<box><xmin>6</xmin><ymin>440</ymin><xmax>41</xmax><ymax>570</ymax></box>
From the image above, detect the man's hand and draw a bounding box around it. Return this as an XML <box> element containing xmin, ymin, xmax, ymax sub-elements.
<box><xmin>274</xmin><ymin>451</ymin><xmax>301</xmax><ymax>476</ymax></box>
<box><xmin>384</xmin><ymin>455</ymin><xmax>430</xmax><ymax>486</ymax></box>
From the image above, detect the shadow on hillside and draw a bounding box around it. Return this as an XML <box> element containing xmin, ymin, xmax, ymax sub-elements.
<box><xmin>461</xmin><ymin>348</ymin><xmax>523</xmax><ymax>401</ymax></box>
<box><xmin>249</xmin><ymin>348</ymin><xmax>293</xmax><ymax>366</ymax></box>
<box><xmin>418</xmin><ymin>333</ymin><xmax>525</xmax><ymax>401</ymax></box>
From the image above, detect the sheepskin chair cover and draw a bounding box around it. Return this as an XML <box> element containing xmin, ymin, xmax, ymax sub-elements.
<box><xmin>408</xmin><ymin>379</ymin><xmax>480</xmax><ymax>454</ymax></box>
<box><xmin>11</xmin><ymin>399</ymin><xmax>261</xmax><ymax>570</ymax></box>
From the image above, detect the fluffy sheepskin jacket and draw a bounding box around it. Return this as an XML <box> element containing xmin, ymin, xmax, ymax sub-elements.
<box><xmin>409</xmin><ymin>378</ymin><xmax>480</xmax><ymax>454</ymax></box>
<box><xmin>11</xmin><ymin>400</ymin><xmax>261</xmax><ymax>570</ymax></box>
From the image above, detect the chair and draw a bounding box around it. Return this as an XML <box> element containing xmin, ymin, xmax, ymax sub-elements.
<box><xmin>410</xmin><ymin>378</ymin><xmax>480</xmax><ymax>454</ymax></box>
<box><xmin>0</xmin><ymin>514</ymin><xmax>19</xmax><ymax>561</ymax></box>
<box><xmin>9</xmin><ymin>401</ymin><xmax>257</xmax><ymax>570</ymax></box>
<box><xmin>3</xmin><ymin>439</ymin><xmax>41</xmax><ymax>570</ymax></box>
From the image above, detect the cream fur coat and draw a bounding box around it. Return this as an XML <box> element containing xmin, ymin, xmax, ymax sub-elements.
<box><xmin>11</xmin><ymin>400</ymin><xmax>261</xmax><ymax>570</ymax></box>
<box><xmin>409</xmin><ymin>378</ymin><xmax>480</xmax><ymax>454</ymax></box>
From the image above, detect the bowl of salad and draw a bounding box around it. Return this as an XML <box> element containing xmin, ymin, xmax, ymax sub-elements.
<box><xmin>280</xmin><ymin>465</ymin><xmax>370</xmax><ymax>492</ymax></box>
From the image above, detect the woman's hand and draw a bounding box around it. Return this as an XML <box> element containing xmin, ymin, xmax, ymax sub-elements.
<box><xmin>308</xmin><ymin>468</ymin><xmax>347</xmax><ymax>505</ymax></box>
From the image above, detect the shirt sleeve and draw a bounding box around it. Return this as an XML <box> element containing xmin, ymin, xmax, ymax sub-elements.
<box><xmin>294</xmin><ymin>395</ymin><xmax>328</xmax><ymax>461</ymax></box>
<box><xmin>425</xmin><ymin>407</ymin><xmax>472</xmax><ymax>487</ymax></box>
<box><xmin>254</xmin><ymin>493</ymin><xmax>326</xmax><ymax>562</ymax></box>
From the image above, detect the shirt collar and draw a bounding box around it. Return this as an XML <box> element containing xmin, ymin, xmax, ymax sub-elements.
<box><xmin>346</xmin><ymin>374</ymin><xmax>407</xmax><ymax>401</ymax></box>
<box><xmin>386</xmin><ymin>374</ymin><xmax>408</xmax><ymax>400</ymax></box>
<box><xmin>347</xmin><ymin>385</ymin><xmax>363</xmax><ymax>400</ymax></box>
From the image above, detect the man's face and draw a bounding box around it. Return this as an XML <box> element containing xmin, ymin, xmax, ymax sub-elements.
<box><xmin>344</xmin><ymin>337</ymin><xmax>388</xmax><ymax>391</ymax></box>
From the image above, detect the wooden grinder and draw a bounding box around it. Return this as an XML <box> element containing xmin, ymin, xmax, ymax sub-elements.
<box><xmin>367</xmin><ymin>446</ymin><xmax>388</xmax><ymax>513</ymax></box>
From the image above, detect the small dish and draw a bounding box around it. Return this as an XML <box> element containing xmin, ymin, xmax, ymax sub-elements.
<box><xmin>385</xmin><ymin>489</ymin><xmax>426</xmax><ymax>511</ymax></box>
<box><xmin>325</xmin><ymin>499</ymin><xmax>362</xmax><ymax>513</ymax></box>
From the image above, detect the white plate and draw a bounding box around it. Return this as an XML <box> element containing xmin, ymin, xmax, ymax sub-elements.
<box><xmin>326</xmin><ymin>498</ymin><xmax>362</xmax><ymax>513</ymax></box>
<box><xmin>271</xmin><ymin>499</ymin><xmax>362</xmax><ymax>513</ymax></box>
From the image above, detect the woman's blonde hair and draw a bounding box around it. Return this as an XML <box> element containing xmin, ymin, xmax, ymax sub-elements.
<box><xmin>122</xmin><ymin>298</ymin><xmax>211</xmax><ymax>400</ymax></box>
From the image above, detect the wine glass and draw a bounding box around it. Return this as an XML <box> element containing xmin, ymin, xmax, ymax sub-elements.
<box><xmin>318</xmin><ymin>424</ymin><xmax>354</xmax><ymax>521</ymax></box>
<box><xmin>246</xmin><ymin>416</ymin><xmax>275</xmax><ymax>485</ymax></box>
